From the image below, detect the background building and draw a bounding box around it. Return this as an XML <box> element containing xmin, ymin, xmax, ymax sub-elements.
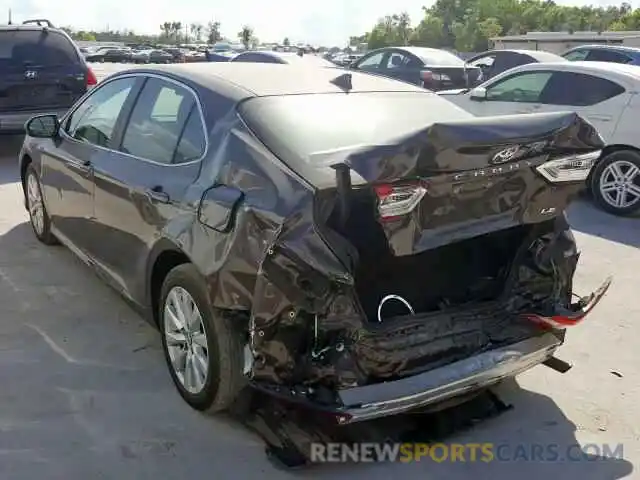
<box><xmin>490</xmin><ymin>31</ymin><xmax>640</xmax><ymax>54</ymax></box>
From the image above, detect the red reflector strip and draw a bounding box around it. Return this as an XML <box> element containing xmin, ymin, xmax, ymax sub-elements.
<box><xmin>520</xmin><ymin>276</ymin><xmax>612</xmax><ymax>330</ymax></box>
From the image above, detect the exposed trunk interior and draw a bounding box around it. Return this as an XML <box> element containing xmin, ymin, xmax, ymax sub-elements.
<box><xmin>326</xmin><ymin>189</ymin><xmax>533</xmax><ymax>323</ymax></box>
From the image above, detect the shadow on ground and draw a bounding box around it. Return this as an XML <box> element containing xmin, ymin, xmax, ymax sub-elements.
<box><xmin>0</xmin><ymin>223</ymin><xmax>633</xmax><ymax>479</ymax></box>
<box><xmin>568</xmin><ymin>198</ymin><xmax>640</xmax><ymax>249</ymax></box>
<box><xmin>0</xmin><ymin>135</ymin><xmax>23</xmax><ymax>185</ymax></box>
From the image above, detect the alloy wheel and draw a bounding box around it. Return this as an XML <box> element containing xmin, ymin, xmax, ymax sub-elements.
<box><xmin>27</xmin><ymin>173</ymin><xmax>45</xmax><ymax>236</ymax></box>
<box><xmin>163</xmin><ymin>286</ymin><xmax>209</xmax><ymax>394</ymax></box>
<box><xmin>598</xmin><ymin>159</ymin><xmax>640</xmax><ymax>210</ymax></box>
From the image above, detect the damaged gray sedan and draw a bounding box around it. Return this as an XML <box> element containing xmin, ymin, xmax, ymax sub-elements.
<box><xmin>18</xmin><ymin>63</ymin><xmax>611</xmax><ymax>424</ymax></box>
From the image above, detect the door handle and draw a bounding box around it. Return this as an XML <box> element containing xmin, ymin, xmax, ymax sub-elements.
<box><xmin>145</xmin><ymin>186</ymin><xmax>170</xmax><ymax>203</ymax></box>
<box><xmin>70</xmin><ymin>160</ymin><xmax>92</xmax><ymax>174</ymax></box>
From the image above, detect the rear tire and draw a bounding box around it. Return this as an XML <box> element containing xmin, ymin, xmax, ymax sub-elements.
<box><xmin>590</xmin><ymin>150</ymin><xmax>640</xmax><ymax>216</ymax></box>
<box><xmin>159</xmin><ymin>264</ymin><xmax>246</xmax><ymax>413</ymax></box>
<box><xmin>25</xmin><ymin>165</ymin><xmax>57</xmax><ymax>245</ymax></box>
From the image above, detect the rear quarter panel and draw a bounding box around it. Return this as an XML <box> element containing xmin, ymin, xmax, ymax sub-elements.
<box><xmin>610</xmin><ymin>92</ymin><xmax>640</xmax><ymax>148</ymax></box>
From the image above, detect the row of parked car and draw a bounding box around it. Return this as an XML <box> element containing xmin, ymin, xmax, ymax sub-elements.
<box><xmin>81</xmin><ymin>45</ymin><xmax>207</xmax><ymax>64</ymax></box>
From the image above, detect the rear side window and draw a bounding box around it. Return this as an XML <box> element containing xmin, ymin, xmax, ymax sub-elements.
<box><xmin>585</xmin><ymin>49</ymin><xmax>632</xmax><ymax>64</ymax></box>
<box><xmin>416</xmin><ymin>50</ymin><xmax>464</xmax><ymax>67</ymax></box>
<box><xmin>234</xmin><ymin>53</ymin><xmax>279</xmax><ymax>63</ymax></box>
<box><xmin>121</xmin><ymin>77</ymin><xmax>206</xmax><ymax>164</ymax></box>
<box><xmin>0</xmin><ymin>30</ymin><xmax>79</xmax><ymax>67</ymax></box>
<box><xmin>541</xmin><ymin>72</ymin><xmax>625</xmax><ymax>106</ymax></box>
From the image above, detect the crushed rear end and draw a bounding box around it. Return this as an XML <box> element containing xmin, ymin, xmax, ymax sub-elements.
<box><xmin>236</xmin><ymin>91</ymin><xmax>610</xmax><ymax>423</ymax></box>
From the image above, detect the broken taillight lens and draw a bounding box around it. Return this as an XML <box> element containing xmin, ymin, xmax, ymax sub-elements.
<box><xmin>374</xmin><ymin>182</ymin><xmax>427</xmax><ymax>221</ymax></box>
<box><xmin>536</xmin><ymin>150</ymin><xmax>601</xmax><ymax>183</ymax></box>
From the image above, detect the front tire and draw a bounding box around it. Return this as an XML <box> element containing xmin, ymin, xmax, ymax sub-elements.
<box><xmin>159</xmin><ymin>264</ymin><xmax>246</xmax><ymax>413</ymax></box>
<box><xmin>25</xmin><ymin>165</ymin><xmax>56</xmax><ymax>245</ymax></box>
<box><xmin>590</xmin><ymin>150</ymin><xmax>640</xmax><ymax>216</ymax></box>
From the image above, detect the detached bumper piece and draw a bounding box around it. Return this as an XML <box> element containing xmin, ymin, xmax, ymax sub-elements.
<box><xmin>336</xmin><ymin>332</ymin><xmax>561</xmax><ymax>424</ymax></box>
<box><xmin>521</xmin><ymin>276</ymin><xmax>612</xmax><ymax>329</ymax></box>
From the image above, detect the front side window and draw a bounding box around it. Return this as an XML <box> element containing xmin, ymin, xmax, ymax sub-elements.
<box><xmin>356</xmin><ymin>51</ymin><xmax>385</xmax><ymax>70</ymax></box>
<box><xmin>485</xmin><ymin>72</ymin><xmax>553</xmax><ymax>103</ymax></box>
<box><xmin>121</xmin><ymin>77</ymin><xmax>205</xmax><ymax>164</ymax></box>
<box><xmin>65</xmin><ymin>77</ymin><xmax>136</xmax><ymax>148</ymax></box>
<box><xmin>563</xmin><ymin>49</ymin><xmax>589</xmax><ymax>61</ymax></box>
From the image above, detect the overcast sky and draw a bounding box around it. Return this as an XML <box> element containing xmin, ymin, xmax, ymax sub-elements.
<box><xmin>0</xmin><ymin>0</ymin><xmax>629</xmax><ymax>46</ymax></box>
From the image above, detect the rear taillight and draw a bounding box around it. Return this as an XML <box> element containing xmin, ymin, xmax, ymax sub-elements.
<box><xmin>420</xmin><ymin>70</ymin><xmax>451</xmax><ymax>84</ymax></box>
<box><xmin>374</xmin><ymin>182</ymin><xmax>427</xmax><ymax>222</ymax></box>
<box><xmin>536</xmin><ymin>150</ymin><xmax>601</xmax><ymax>183</ymax></box>
<box><xmin>86</xmin><ymin>67</ymin><xmax>98</xmax><ymax>87</ymax></box>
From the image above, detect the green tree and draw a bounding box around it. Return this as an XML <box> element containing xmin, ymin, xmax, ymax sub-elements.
<box><xmin>359</xmin><ymin>0</ymin><xmax>640</xmax><ymax>53</ymax></box>
<box><xmin>238</xmin><ymin>25</ymin><xmax>253</xmax><ymax>49</ymax></box>
<box><xmin>283</xmin><ymin>37</ymin><xmax>290</xmax><ymax>46</ymax></box>
<box><xmin>207</xmin><ymin>21</ymin><xmax>221</xmax><ymax>44</ymax></box>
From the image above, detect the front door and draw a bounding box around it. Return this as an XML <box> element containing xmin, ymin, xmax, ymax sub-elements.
<box><xmin>90</xmin><ymin>76</ymin><xmax>207</xmax><ymax>301</ymax></box>
<box><xmin>40</xmin><ymin>76</ymin><xmax>139</xmax><ymax>254</ymax></box>
<box><xmin>452</xmin><ymin>70</ymin><xmax>554</xmax><ymax>117</ymax></box>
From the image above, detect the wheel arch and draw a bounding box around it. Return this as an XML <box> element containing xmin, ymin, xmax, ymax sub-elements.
<box><xmin>146</xmin><ymin>238</ymin><xmax>194</xmax><ymax>327</ymax></box>
<box><xmin>20</xmin><ymin>154</ymin><xmax>33</xmax><ymax>201</ymax></box>
<box><xmin>587</xmin><ymin>144</ymin><xmax>640</xmax><ymax>186</ymax></box>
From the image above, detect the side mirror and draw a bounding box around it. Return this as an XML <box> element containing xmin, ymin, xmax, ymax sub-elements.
<box><xmin>25</xmin><ymin>114</ymin><xmax>59</xmax><ymax>138</ymax></box>
<box><xmin>470</xmin><ymin>87</ymin><xmax>487</xmax><ymax>101</ymax></box>
<box><xmin>198</xmin><ymin>185</ymin><xmax>244</xmax><ymax>233</ymax></box>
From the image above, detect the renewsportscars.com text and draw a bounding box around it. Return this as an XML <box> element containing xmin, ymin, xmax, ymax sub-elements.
<box><xmin>310</xmin><ymin>442</ymin><xmax>625</xmax><ymax>463</ymax></box>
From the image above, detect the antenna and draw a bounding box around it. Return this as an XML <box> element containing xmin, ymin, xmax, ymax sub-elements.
<box><xmin>8</xmin><ymin>8</ymin><xmax>12</xmax><ymax>25</ymax></box>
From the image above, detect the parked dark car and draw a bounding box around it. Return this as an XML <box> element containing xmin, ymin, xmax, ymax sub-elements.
<box><xmin>349</xmin><ymin>46</ymin><xmax>482</xmax><ymax>90</ymax></box>
<box><xmin>562</xmin><ymin>44</ymin><xmax>640</xmax><ymax>65</ymax></box>
<box><xmin>149</xmin><ymin>49</ymin><xmax>174</xmax><ymax>64</ymax></box>
<box><xmin>163</xmin><ymin>48</ymin><xmax>186</xmax><ymax>63</ymax></box>
<box><xmin>19</xmin><ymin>63</ymin><xmax>609</xmax><ymax>426</ymax></box>
<box><xmin>466</xmin><ymin>49</ymin><xmax>567</xmax><ymax>81</ymax></box>
<box><xmin>230</xmin><ymin>51</ymin><xmax>335</xmax><ymax>67</ymax></box>
<box><xmin>86</xmin><ymin>48</ymin><xmax>132</xmax><ymax>63</ymax></box>
<box><xmin>0</xmin><ymin>19</ymin><xmax>96</xmax><ymax>134</ymax></box>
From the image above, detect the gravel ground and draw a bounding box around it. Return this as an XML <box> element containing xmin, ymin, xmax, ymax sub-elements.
<box><xmin>0</xmin><ymin>94</ymin><xmax>638</xmax><ymax>478</ymax></box>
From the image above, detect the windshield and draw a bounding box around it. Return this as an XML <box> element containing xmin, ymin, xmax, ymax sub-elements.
<box><xmin>0</xmin><ymin>30</ymin><xmax>80</xmax><ymax>67</ymax></box>
<box><xmin>416</xmin><ymin>49</ymin><xmax>466</xmax><ymax>67</ymax></box>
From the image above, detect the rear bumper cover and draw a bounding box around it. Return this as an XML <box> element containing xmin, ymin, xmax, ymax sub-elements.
<box><xmin>335</xmin><ymin>332</ymin><xmax>561</xmax><ymax>423</ymax></box>
<box><xmin>0</xmin><ymin>110</ymin><xmax>68</xmax><ymax>133</ymax></box>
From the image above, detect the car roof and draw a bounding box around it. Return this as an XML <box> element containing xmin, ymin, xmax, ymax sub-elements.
<box><xmin>115</xmin><ymin>62</ymin><xmax>427</xmax><ymax>101</ymax></box>
<box><xmin>565</xmin><ymin>44</ymin><xmax>640</xmax><ymax>55</ymax></box>
<box><xmin>505</xmin><ymin>60</ymin><xmax>640</xmax><ymax>84</ymax></box>
<box><xmin>0</xmin><ymin>24</ymin><xmax>66</xmax><ymax>34</ymax></box>
<box><xmin>472</xmin><ymin>49</ymin><xmax>566</xmax><ymax>62</ymax></box>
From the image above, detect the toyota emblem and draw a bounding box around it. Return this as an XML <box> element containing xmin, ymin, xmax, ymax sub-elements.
<box><xmin>24</xmin><ymin>70</ymin><xmax>38</xmax><ymax>80</ymax></box>
<box><xmin>491</xmin><ymin>145</ymin><xmax>521</xmax><ymax>164</ymax></box>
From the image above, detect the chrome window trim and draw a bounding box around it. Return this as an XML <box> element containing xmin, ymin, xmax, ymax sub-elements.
<box><xmin>59</xmin><ymin>71</ymin><xmax>210</xmax><ymax>167</ymax></box>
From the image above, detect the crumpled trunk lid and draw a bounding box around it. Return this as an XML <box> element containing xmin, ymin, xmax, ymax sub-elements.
<box><xmin>316</xmin><ymin>111</ymin><xmax>603</xmax><ymax>256</ymax></box>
